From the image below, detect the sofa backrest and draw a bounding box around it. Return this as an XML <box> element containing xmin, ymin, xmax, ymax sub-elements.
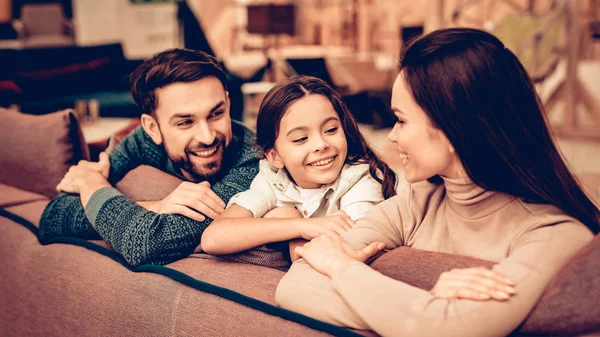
<box><xmin>1</xmin><ymin>43</ymin><xmax>128</xmax><ymax>102</ymax></box>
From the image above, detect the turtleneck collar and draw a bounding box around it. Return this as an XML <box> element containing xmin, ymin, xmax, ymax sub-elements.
<box><xmin>442</xmin><ymin>176</ymin><xmax>516</xmax><ymax>220</ymax></box>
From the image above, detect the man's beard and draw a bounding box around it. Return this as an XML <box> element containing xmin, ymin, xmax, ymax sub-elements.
<box><xmin>165</xmin><ymin>133</ymin><xmax>227</xmax><ymax>181</ymax></box>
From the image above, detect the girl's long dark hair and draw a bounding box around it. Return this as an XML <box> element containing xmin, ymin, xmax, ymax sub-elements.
<box><xmin>256</xmin><ymin>75</ymin><xmax>397</xmax><ymax>199</ymax></box>
<box><xmin>399</xmin><ymin>28</ymin><xmax>599</xmax><ymax>233</ymax></box>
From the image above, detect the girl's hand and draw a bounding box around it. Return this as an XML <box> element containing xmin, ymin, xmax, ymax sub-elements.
<box><xmin>299</xmin><ymin>210</ymin><xmax>355</xmax><ymax>240</ymax></box>
<box><xmin>295</xmin><ymin>231</ymin><xmax>386</xmax><ymax>278</ymax></box>
<box><xmin>430</xmin><ymin>267</ymin><xmax>516</xmax><ymax>301</ymax></box>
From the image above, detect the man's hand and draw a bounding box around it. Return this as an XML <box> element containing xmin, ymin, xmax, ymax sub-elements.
<box><xmin>299</xmin><ymin>210</ymin><xmax>355</xmax><ymax>240</ymax></box>
<box><xmin>56</xmin><ymin>152</ymin><xmax>111</xmax><ymax>194</ymax></box>
<box><xmin>142</xmin><ymin>181</ymin><xmax>226</xmax><ymax>222</ymax></box>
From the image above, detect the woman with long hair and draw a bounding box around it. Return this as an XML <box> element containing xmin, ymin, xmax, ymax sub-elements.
<box><xmin>275</xmin><ymin>28</ymin><xmax>599</xmax><ymax>336</ymax></box>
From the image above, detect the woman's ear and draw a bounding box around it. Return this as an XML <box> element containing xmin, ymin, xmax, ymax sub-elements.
<box><xmin>265</xmin><ymin>149</ymin><xmax>285</xmax><ymax>169</ymax></box>
<box><xmin>448</xmin><ymin>144</ymin><xmax>455</xmax><ymax>154</ymax></box>
<box><xmin>141</xmin><ymin>114</ymin><xmax>163</xmax><ymax>145</ymax></box>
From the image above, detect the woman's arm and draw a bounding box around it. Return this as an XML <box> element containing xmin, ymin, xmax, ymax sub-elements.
<box><xmin>276</xmin><ymin>199</ymin><xmax>407</xmax><ymax>329</ymax></box>
<box><xmin>279</xmin><ymin>221</ymin><xmax>593</xmax><ymax>337</ymax></box>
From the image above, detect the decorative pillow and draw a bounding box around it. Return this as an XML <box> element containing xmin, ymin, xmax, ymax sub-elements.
<box><xmin>369</xmin><ymin>239</ymin><xmax>600</xmax><ymax>336</ymax></box>
<box><xmin>0</xmin><ymin>108</ymin><xmax>89</xmax><ymax>198</ymax></box>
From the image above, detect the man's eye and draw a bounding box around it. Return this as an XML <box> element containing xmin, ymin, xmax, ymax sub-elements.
<box><xmin>325</xmin><ymin>127</ymin><xmax>338</xmax><ymax>134</ymax></box>
<box><xmin>177</xmin><ymin>120</ymin><xmax>193</xmax><ymax>127</ymax></box>
<box><xmin>209</xmin><ymin>110</ymin><xmax>225</xmax><ymax>119</ymax></box>
<box><xmin>292</xmin><ymin>137</ymin><xmax>307</xmax><ymax>143</ymax></box>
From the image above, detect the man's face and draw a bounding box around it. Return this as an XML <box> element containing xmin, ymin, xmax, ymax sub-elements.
<box><xmin>149</xmin><ymin>76</ymin><xmax>232</xmax><ymax>181</ymax></box>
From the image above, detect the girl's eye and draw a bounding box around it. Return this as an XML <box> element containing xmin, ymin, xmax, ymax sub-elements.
<box><xmin>325</xmin><ymin>127</ymin><xmax>338</xmax><ymax>134</ymax></box>
<box><xmin>395</xmin><ymin>119</ymin><xmax>405</xmax><ymax>127</ymax></box>
<box><xmin>292</xmin><ymin>137</ymin><xmax>307</xmax><ymax>143</ymax></box>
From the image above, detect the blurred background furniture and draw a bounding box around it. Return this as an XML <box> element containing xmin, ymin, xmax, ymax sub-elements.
<box><xmin>12</xmin><ymin>3</ymin><xmax>74</xmax><ymax>47</ymax></box>
<box><xmin>240</xmin><ymin>81</ymin><xmax>276</xmax><ymax>130</ymax></box>
<box><xmin>0</xmin><ymin>43</ymin><xmax>142</xmax><ymax>117</ymax></box>
<box><xmin>449</xmin><ymin>0</ymin><xmax>599</xmax><ymax>139</ymax></box>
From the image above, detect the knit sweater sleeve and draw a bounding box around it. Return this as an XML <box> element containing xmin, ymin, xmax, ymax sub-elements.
<box><xmin>38</xmin><ymin>127</ymin><xmax>164</xmax><ymax>244</ymax></box>
<box><xmin>39</xmin><ymin>193</ymin><xmax>102</xmax><ymax>242</ymax></box>
<box><xmin>107</xmin><ymin>126</ymin><xmax>166</xmax><ymax>184</ymax></box>
<box><xmin>82</xmin><ymin>127</ymin><xmax>260</xmax><ymax>267</ymax></box>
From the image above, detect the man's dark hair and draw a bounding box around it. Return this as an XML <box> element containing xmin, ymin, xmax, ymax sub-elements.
<box><xmin>129</xmin><ymin>48</ymin><xmax>227</xmax><ymax>116</ymax></box>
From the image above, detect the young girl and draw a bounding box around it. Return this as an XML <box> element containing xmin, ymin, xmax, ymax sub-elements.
<box><xmin>200</xmin><ymin>75</ymin><xmax>396</xmax><ymax>263</ymax></box>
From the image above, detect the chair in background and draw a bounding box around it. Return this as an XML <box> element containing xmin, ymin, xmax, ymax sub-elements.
<box><xmin>530</xmin><ymin>0</ymin><xmax>600</xmax><ymax>139</ymax></box>
<box><xmin>284</xmin><ymin>57</ymin><xmax>347</xmax><ymax>93</ymax></box>
<box><xmin>453</xmin><ymin>0</ymin><xmax>599</xmax><ymax>139</ymax></box>
<box><xmin>282</xmin><ymin>55</ymin><xmax>397</xmax><ymax>128</ymax></box>
<box><xmin>13</xmin><ymin>3</ymin><xmax>74</xmax><ymax>48</ymax></box>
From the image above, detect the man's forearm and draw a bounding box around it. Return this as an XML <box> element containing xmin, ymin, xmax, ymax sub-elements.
<box><xmin>90</xmin><ymin>194</ymin><xmax>209</xmax><ymax>267</ymax></box>
<box><xmin>39</xmin><ymin>193</ymin><xmax>102</xmax><ymax>242</ymax></box>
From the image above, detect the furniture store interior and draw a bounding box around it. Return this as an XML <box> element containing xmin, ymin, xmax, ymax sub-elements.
<box><xmin>1</xmin><ymin>1</ymin><xmax>600</xmax><ymax>336</ymax></box>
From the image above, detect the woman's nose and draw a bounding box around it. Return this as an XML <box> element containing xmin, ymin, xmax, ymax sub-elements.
<box><xmin>387</xmin><ymin>125</ymin><xmax>398</xmax><ymax>143</ymax></box>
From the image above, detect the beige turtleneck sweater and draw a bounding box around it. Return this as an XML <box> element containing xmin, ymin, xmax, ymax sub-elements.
<box><xmin>275</xmin><ymin>177</ymin><xmax>594</xmax><ymax>337</ymax></box>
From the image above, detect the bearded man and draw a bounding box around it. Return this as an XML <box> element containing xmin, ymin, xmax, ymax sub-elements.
<box><xmin>39</xmin><ymin>49</ymin><xmax>260</xmax><ymax>267</ymax></box>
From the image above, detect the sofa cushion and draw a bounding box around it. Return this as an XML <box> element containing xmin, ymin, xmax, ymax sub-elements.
<box><xmin>115</xmin><ymin>165</ymin><xmax>183</xmax><ymax>201</ymax></box>
<box><xmin>0</xmin><ymin>108</ymin><xmax>89</xmax><ymax>198</ymax></box>
<box><xmin>518</xmin><ymin>233</ymin><xmax>600</xmax><ymax>335</ymax></box>
<box><xmin>370</xmin><ymin>247</ymin><xmax>494</xmax><ymax>290</ymax></box>
<box><xmin>10</xmin><ymin>43</ymin><xmax>127</xmax><ymax>102</ymax></box>
<box><xmin>0</xmin><ymin>183</ymin><xmax>48</xmax><ymax>208</ymax></box>
<box><xmin>369</xmin><ymin>239</ymin><xmax>600</xmax><ymax>336</ymax></box>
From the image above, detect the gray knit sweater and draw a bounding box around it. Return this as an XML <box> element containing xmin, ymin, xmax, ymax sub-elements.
<box><xmin>39</xmin><ymin>121</ymin><xmax>260</xmax><ymax>267</ymax></box>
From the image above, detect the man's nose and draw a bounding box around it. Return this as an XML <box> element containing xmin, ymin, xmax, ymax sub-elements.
<box><xmin>194</xmin><ymin>121</ymin><xmax>216</xmax><ymax>146</ymax></box>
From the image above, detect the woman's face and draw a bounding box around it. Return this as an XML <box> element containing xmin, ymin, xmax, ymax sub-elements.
<box><xmin>387</xmin><ymin>74</ymin><xmax>465</xmax><ymax>183</ymax></box>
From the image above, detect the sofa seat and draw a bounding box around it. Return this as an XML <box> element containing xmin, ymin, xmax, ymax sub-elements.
<box><xmin>0</xmin><ymin>184</ymin><xmax>363</xmax><ymax>337</ymax></box>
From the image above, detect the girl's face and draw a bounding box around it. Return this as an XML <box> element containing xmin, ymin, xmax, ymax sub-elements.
<box><xmin>387</xmin><ymin>74</ymin><xmax>466</xmax><ymax>183</ymax></box>
<box><xmin>266</xmin><ymin>94</ymin><xmax>348</xmax><ymax>189</ymax></box>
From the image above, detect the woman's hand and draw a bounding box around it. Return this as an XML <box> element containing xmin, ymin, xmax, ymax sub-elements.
<box><xmin>299</xmin><ymin>210</ymin><xmax>355</xmax><ymax>240</ymax></box>
<box><xmin>294</xmin><ymin>231</ymin><xmax>386</xmax><ymax>278</ymax></box>
<box><xmin>430</xmin><ymin>267</ymin><xmax>516</xmax><ymax>301</ymax></box>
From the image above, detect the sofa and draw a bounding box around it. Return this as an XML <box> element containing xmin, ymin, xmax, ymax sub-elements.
<box><xmin>0</xmin><ymin>43</ymin><xmax>142</xmax><ymax>117</ymax></box>
<box><xmin>1</xmin><ymin>108</ymin><xmax>599</xmax><ymax>336</ymax></box>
